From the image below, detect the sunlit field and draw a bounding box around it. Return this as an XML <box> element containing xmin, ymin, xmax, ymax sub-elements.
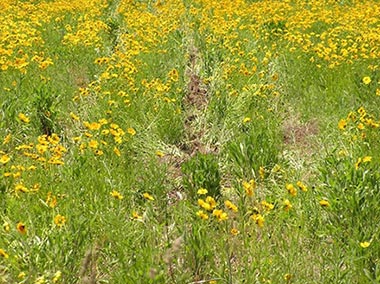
<box><xmin>1</xmin><ymin>0</ymin><xmax>380</xmax><ymax>283</ymax></box>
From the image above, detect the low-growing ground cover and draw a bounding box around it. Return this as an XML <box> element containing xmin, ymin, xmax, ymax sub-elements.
<box><xmin>1</xmin><ymin>0</ymin><xmax>380</xmax><ymax>283</ymax></box>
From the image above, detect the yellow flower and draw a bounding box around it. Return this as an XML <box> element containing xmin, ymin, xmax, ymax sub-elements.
<box><xmin>70</xmin><ymin>112</ymin><xmax>80</xmax><ymax>121</ymax></box>
<box><xmin>111</xmin><ymin>190</ymin><xmax>124</xmax><ymax>200</ymax></box>
<box><xmin>168</xmin><ymin>68</ymin><xmax>179</xmax><ymax>81</ymax></box>
<box><xmin>54</xmin><ymin>214</ymin><xmax>66</xmax><ymax>227</ymax></box>
<box><xmin>17</xmin><ymin>222</ymin><xmax>27</xmax><ymax>234</ymax></box>
<box><xmin>46</xmin><ymin>192</ymin><xmax>57</xmax><ymax>208</ymax></box>
<box><xmin>0</xmin><ymin>154</ymin><xmax>10</xmax><ymax>165</ymax></box>
<box><xmin>259</xmin><ymin>166</ymin><xmax>265</xmax><ymax>180</ymax></box>
<box><xmin>283</xmin><ymin>199</ymin><xmax>292</xmax><ymax>211</ymax></box>
<box><xmin>197</xmin><ymin>188</ymin><xmax>208</xmax><ymax>195</ymax></box>
<box><xmin>198</xmin><ymin>199</ymin><xmax>211</xmax><ymax>211</ymax></box>
<box><xmin>212</xmin><ymin>209</ymin><xmax>228</xmax><ymax>221</ymax></box>
<box><xmin>224</xmin><ymin>200</ymin><xmax>238</xmax><ymax>212</ymax></box>
<box><xmin>355</xmin><ymin>157</ymin><xmax>362</xmax><ymax>170</ymax></box>
<box><xmin>242</xmin><ymin>179</ymin><xmax>255</xmax><ymax>196</ymax></box>
<box><xmin>360</xmin><ymin>241</ymin><xmax>371</xmax><ymax>248</ymax></box>
<box><xmin>362</xmin><ymin>156</ymin><xmax>372</xmax><ymax>163</ymax></box>
<box><xmin>296</xmin><ymin>181</ymin><xmax>308</xmax><ymax>192</ymax></box>
<box><xmin>284</xmin><ymin>273</ymin><xmax>292</xmax><ymax>281</ymax></box>
<box><xmin>127</xmin><ymin>127</ymin><xmax>136</xmax><ymax>136</ymax></box>
<box><xmin>52</xmin><ymin>271</ymin><xmax>62</xmax><ymax>283</ymax></box>
<box><xmin>196</xmin><ymin>210</ymin><xmax>209</xmax><ymax>220</ymax></box>
<box><xmin>230</xmin><ymin>228</ymin><xmax>239</xmax><ymax>236</ymax></box>
<box><xmin>251</xmin><ymin>214</ymin><xmax>265</xmax><ymax>228</ymax></box>
<box><xmin>2</xmin><ymin>134</ymin><xmax>11</xmax><ymax>145</ymax></box>
<box><xmin>113</xmin><ymin>147</ymin><xmax>121</xmax><ymax>157</ymax></box>
<box><xmin>88</xmin><ymin>140</ymin><xmax>99</xmax><ymax>149</ymax></box>
<box><xmin>84</xmin><ymin>121</ymin><xmax>101</xmax><ymax>130</ymax></box>
<box><xmin>143</xmin><ymin>192</ymin><xmax>154</xmax><ymax>201</ymax></box>
<box><xmin>338</xmin><ymin>119</ymin><xmax>347</xmax><ymax>130</ymax></box>
<box><xmin>155</xmin><ymin>150</ymin><xmax>165</xmax><ymax>158</ymax></box>
<box><xmin>357</xmin><ymin>123</ymin><xmax>365</xmax><ymax>130</ymax></box>
<box><xmin>362</xmin><ymin>76</ymin><xmax>371</xmax><ymax>85</ymax></box>
<box><xmin>243</xmin><ymin>117</ymin><xmax>251</xmax><ymax>123</ymax></box>
<box><xmin>205</xmin><ymin>196</ymin><xmax>217</xmax><ymax>209</ymax></box>
<box><xmin>3</xmin><ymin>222</ymin><xmax>10</xmax><ymax>232</ymax></box>
<box><xmin>15</xmin><ymin>183</ymin><xmax>29</xmax><ymax>193</ymax></box>
<box><xmin>18</xmin><ymin>113</ymin><xmax>30</xmax><ymax>123</ymax></box>
<box><xmin>131</xmin><ymin>211</ymin><xmax>142</xmax><ymax>220</ymax></box>
<box><xmin>319</xmin><ymin>200</ymin><xmax>330</xmax><ymax>207</ymax></box>
<box><xmin>286</xmin><ymin>183</ymin><xmax>297</xmax><ymax>196</ymax></box>
<box><xmin>0</xmin><ymin>249</ymin><xmax>9</xmax><ymax>259</ymax></box>
<box><xmin>261</xmin><ymin>200</ymin><xmax>274</xmax><ymax>211</ymax></box>
<box><xmin>35</xmin><ymin>275</ymin><xmax>46</xmax><ymax>284</ymax></box>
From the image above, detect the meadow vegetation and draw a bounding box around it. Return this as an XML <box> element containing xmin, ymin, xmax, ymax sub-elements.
<box><xmin>1</xmin><ymin>0</ymin><xmax>380</xmax><ymax>283</ymax></box>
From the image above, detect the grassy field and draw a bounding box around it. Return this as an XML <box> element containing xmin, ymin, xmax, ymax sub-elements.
<box><xmin>1</xmin><ymin>0</ymin><xmax>380</xmax><ymax>283</ymax></box>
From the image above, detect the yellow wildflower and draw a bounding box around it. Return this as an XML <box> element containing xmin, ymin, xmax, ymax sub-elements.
<box><xmin>319</xmin><ymin>200</ymin><xmax>330</xmax><ymax>207</ymax></box>
<box><xmin>355</xmin><ymin>157</ymin><xmax>362</xmax><ymax>170</ymax></box>
<box><xmin>286</xmin><ymin>183</ymin><xmax>297</xmax><ymax>196</ymax></box>
<box><xmin>259</xmin><ymin>166</ymin><xmax>265</xmax><ymax>180</ymax></box>
<box><xmin>243</xmin><ymin>117</ymin><xmax>251</xmax><ymax>123</ymax></box>
<box><xmin>54</xmin><ymin>214</ymin><xmax>66</xmax><ymax>227</ymax></box>
<box><xmin>113</xmin><ymin>147</ymin><xmax>121</xmax><ymax>157</ymax></box>
<box><xmin>362</xmin><ymin>156</ymin><xmax>372</xmax><ymax>163</ymax></box>
<box><xmin>224</xmin><ymin>200</ymin><xmax>238</xmax><ymax>212</ymax></box>
<box><xmin>357</xmin><ymin>123</ymin><xmax>365</xmax><ymax>130</ymax></box>
<box><xmin>205</xmin><ymin>196</ymin><xmax>217</xmax><ymax>209</ymax></box>
<box><xmin>261</xmin><ymin>200</ymin><xmax>274</xmax><ymax>211</ymax></box>
<box><xmin>84</xmin><ymin>121</ymin><xmax>101</xmax><ymax>130</ymax></box>
<box><xmin>18</xmin><ymin>113</ymin><xmax>30</xmax><ymax>123</ymax></box>
<box><xmin>3</xmin><ymin>222</ymin><xmax>10</xmax><ymax>232</ymax></box>
<box><xmin>360</xmin><ymin>241</ymin><xmax>371</xmax><ymax>248</ymax></box>
<box><xmin>35</xmin><ymin>276</ymin><xmax>46</xmax><ymax>284</ymax></box>
<box><xmin>198</xmin><ymin>199</ymin><xmax>211</xmax><ymax>211</ymax></box>
<box><xmin>127</xmin><ymin>127</ymin><xmax>136</xmax><ymax>136</ymax></box>
<box><xmin>196</xmin><ymin>210</ymin><xmax>209</xmax><ymax>220</ymax></box>
<box><xmin>284</xmin><ymin>273</ymin><xmax>292</xmax><ymax>282</ymax></box>
<box><xmin>143</xmin><ymin>192</ymin><xmax>154</xmax><ymax>201</ymax></box>
<box><xmin>17</xmin><ymin>222</ymin><xmax>27</xmax><ymax>234</ymax></box>
<box><xmin>283</xmin><ymin>199</ymin><xmax>292</xmax><ymax>211</ymax></box>
<box><xmin>111</xmin><ymin>190</ymin><xmax>124</xmax><ymax>200</ymax></box>
<box><xmin>296</xmin><ymin>181</ymin><xmax>308</xmax><ymax>192</ymax></box>
<box><xmin>70</xmin><ymin>112</ymin><xmax>80</xmax><ymax>121</ymax></box>
<box><xmin>0</xmin><ymin>249</ymin><xmax>9</xmax><ymax>259</ymax></box>
<box><xmin>15</xmin><ymin>183</ymin><xmax>29</xmax><ymax>193</ymax></box>
<box><xmin>197</xmin><ymin>188</ymin><xmax>208</xmax><ymax>195</ymax></box>
<box><xmin>52</xmin><ymin>271</ymin><xmax>62</xmax><ymax>283</ymax></box>
<box><xmin>0</xmin><ymin>154</ymin><xmax>10</xmax><ymax>165</ymax></box>
<box><xmin>251</xmin><ymin>214</ymin><xmax>265</xmax><ymax>228</ymax></box>
<box><xmin>131</xmin><ymin>211</ymin><xmax>142</xmax><ymax>220</ymax></box>
<box><xmin>230</xmin><ymin>228</ymin><xmax>239</xmax><ymax>236</ymax></box>
<box><xmin>338</xmin><ymin>119</ymin><xmax>347</xmax><ymax>130</ymax></box>
<box><xmin>212</xmin><ymin>209</ymin><xmax>228</xmax><ymax>221</ymax></box>
<box><xmin>168</xmin><ymin>68</ymin><xmax>179</xmax><ymax>81</ymax></box>
<box><xmin>88</xmin><ymin>140</ymin><xmax>99</xmax><ymax>149</ymax></box>
<box><xmin>362</xmin><ymin>76</ymin><xmax>371</xmax><ymax>85</ymax></box>
<box><xmin>3</xmin><ymin>134</ymin><xmax>11</xmax><ymax>145</ymax></box>
<box><xmin>242</xmin><ymin>179</ymin><xmax>255</xmax><ymax>197</ymax></box>
<box><xmin>155</xmin><ymin>150</ymin><xmax>165</xmax><ymax>158</ymax></box>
